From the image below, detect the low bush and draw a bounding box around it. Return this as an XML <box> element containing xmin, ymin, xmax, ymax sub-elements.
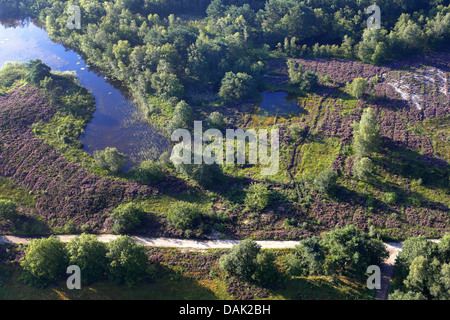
<box><xmin>244</xmin><ymin>183</ymin><xmax>271</xmax><ymax>212</ymax></box>
<box><xmin>110</xmin><ymin>202</ymin><xmax>147</xmax><ymax>234</ymax></box>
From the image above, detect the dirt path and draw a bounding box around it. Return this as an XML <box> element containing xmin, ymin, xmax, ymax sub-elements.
<box><xmin>0</xmin><ymin>235</ymin><xmax>301</xmax><ymax>249</ymax></box>
<box><xmin>375</xmin><ymin>242</ymin><xmax>403</xmax><ymax>300</ymax></box>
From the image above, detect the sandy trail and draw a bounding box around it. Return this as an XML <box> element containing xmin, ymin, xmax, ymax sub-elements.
<box><xmin>0</xmin><ymin>234</ymin><xmax>300</xmax><ymax>249</ymax></box>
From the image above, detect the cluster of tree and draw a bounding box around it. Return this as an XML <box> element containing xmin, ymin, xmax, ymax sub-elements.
<box><xmin>351</xmin><ymin>107</ymin><xmax>381</xmax><ymax>182</ymax></box>
<box><xmin>287</xmin><ymin>60</ymin><xmax>319</xmax><ymax>93</ymax></box>
<box><xmin>389</xmin><ymin>234</ymin><xmax>450</xmax><ymax>300</ymax></box>
<box><xmin>219</xmin><ymin>239</ymin><xmax>280</xmax><ymax>287</ymax></box>
<box><xmin>274</xmin><ymin>2</ymin><xmax>450</xmax><ymax>65</ymax></box>
<box><xmin>4</xmin><ymin>0</ymin><xmax>448</xmax><ymax>126</ymax></box>
<box><xmin>284</xmin><ymin>225</ymin><xmax>388</xmax><ymax>277</ymax></box>
<box><xmin>20</xmin><ymin>234</ymin><xmax>151</xmax><ymax>287</ymax></box>
<box><xmin>219</xmin><ymin>225</ymin><xmax>388</xmax><ymax>287</ymax></box>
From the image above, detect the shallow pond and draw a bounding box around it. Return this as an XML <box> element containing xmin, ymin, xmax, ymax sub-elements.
<box><xmin>259</xmin><ymin>91</ymin><xmax>302</xmax><ymax>116</ymax></box>
<box><xmin>0</xmin><ymin>17</ymin><xmax>169</xmax><ymax>170</ymax></box>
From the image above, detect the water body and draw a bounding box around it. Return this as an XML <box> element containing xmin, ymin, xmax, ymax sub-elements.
<box><xmin>0</xmin><ymin>17</ymin><xmax>169</xmax><ymax>170</ymax></box>
<box><xmin>259</xmin><ymin>91</ymin><xmax>302</xmax><ymax>116</ymax></box>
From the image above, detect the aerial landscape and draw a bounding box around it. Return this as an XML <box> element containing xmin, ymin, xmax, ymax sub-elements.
<box><xmin>0</xmin><ymin>0</ymin><xmax>449</xmax><ymax>304</ymax></box>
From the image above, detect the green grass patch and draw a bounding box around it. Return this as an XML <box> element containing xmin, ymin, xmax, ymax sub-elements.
<box><xmin>295</xmin><ymin>137</ymin><xmax>341</xmax><ymax>179</ymax></box>
<box><xmin>0</xmin><ymin>177</ymin><xmax>35</xmax><ymax>207</ymax></box>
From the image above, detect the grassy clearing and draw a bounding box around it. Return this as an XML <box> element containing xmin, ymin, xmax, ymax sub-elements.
<box><xmin>295</xmin><ymin>137</ymin><xmax>341</xmax><ymax>179</ymax></box>
<box><xmin>0</xmin><ymin>177</ymin><xmax>35</xmax><ymax>207</ymax></box>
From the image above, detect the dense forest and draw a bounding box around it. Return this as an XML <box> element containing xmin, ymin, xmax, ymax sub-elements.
<box><xmin>1</xmin><ymin>0</ymin><xmax>450</xmax><ymax>122</ymax></box>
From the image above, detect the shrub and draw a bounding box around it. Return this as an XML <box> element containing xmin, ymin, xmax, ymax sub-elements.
<box><xmin>253</xmin><ymin>251</ymin><xmax>280</xmax><ymax>286</ymax></box>
<box><xmin>174</xmin><ymin>159</ymin><xmax>225</xmax><ymax>189</ymax></box>
<box><xmin>0</xmin><ymin>199</ymin><xmax>19</xmax><ymax>221</ymax></box>
<box><xmin>219</xmin><ymin>72</ymin><xmax>256</xmax><ymax>103</ymax></box>
<box><xmin>166</xmin><ymin>201</ymin><xmax>203</xmax><ymax>231</ymax></box>
<box><xmin>94</xmin><ymin>147</ymin><xmax>127</xmax><ymax>173</ymax></box>
<box><xmin>313</xmin><ymin>169</ymin><xmax>338</xmax><ymax>195</ymax></box>
<box><xmin>207</xmin><ymin>111</ymin><xmax>225</xmax><ymax>129</ymax></box>
<box><xmin>26</xmin><ymin>59</ymin><xmax>51</xmax><ymax>85</ymax></box>
<box><xmin>219</xmin><ymin>239</ymin><xmax>261</xmax><ymax>281</ymax></box>
<box><xmin>66</xmin><ymin>234</ymin><xmax>107</xmax><ymax>284</ymax></box>
<box><xmin>299</xmin><ymin>71</ymin><xmax>319</xmax><ymax>92</ymax></box>
<box><xmin>168</xmin><ymin>100</ymin><xmax>193</xmax><ymax>131</ymax></box>
<box><xmin>346</xmin><ymin>77</ymin><xmax>368</xmax><ymax>99</ymax></box>
<box><xmin>0</xmin><ymin>62</ymin><xmax>28</xmax><ymax>88</ymax></box>
<box><xmin>110</xmin><ymin>202</ymin><xmax>147</xmax><ymax>234</ymax></box>
<box><xmin>21</xmin><ymin>237</ymin><xmax>68</xmax><ymax>287</ymax></box>
<box><xmin>134</xmin><ymin>159</ymin><xmax>163</xmax><ymax>184</ymax></box>
<box><xmin>383</xmin><ymin>192</ymin><xmax>398</xmax><ymax>205</ymax></box>
<box><xmin>106</xmin><ymin>236</ymin><xmax>148</xmax><ymax>285</ymax></box>
<box><xmin>244</xmin><ymin>183</ymin><xmax>271</xmax><ymax>212</ymax></box>
<box><xmin>320</xmin><ymin>225</ymin><xmax>388</xmax><ymax>276</ymax></box>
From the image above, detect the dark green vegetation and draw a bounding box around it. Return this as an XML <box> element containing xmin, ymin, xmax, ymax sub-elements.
<box><xmin>0</xmin><ymin>0</ymin><xmax>448</xmax><ymax>242</ymax></box>
<box><xmin>389</xmin><ymin>234</ymin><xmax>450</xmax><ymax>300</ymax></box>
<box><xmin>0</xmin><ymin>0</ymin><xmax>449</xmax><ymax>300</ymax></box>
<box><xmin>19</xmin><ymin>235</ymin><xmax>149</xmax><ymax>287</ymax></box>
<box><xmin>0</xmin><ymin>225</ymin><xmax>380</xmax><ymax>300</ymax></box>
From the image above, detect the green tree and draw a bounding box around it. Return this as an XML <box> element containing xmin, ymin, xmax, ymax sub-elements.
<box><xmin>174</xmin><ymin>156</ymin><xmax>225</xmax><ymax>189</ymax></box>
<box><xmin>66</xmin><ymin>234</ymin><xmax>107</xmax><ymax>284</ymax></box>
<box><xmin>396</xmin><ymin>236</ymin><xmax>438</xmax><ymax>275</ymax></box>
<box><xmin>313</xmin><ymin>169</ymin><xmax>338</xmax><ymax>195</ymax></box>
<box><xmin>207</xmin><ymin>111</ymin><xmax>225</xmax><ymax>129</ymax></box>
<box><xmin>244</xmin><ymin>183</ymin><xmax>271</xmax><ymax>212</ymax></box>
<box><xmin>21</xmin><ymin>237</ymin><xmax>68</xmax><ymax>287</ymax></box>
<box><xmin>346</xmin><ymin>77</ymin><xmax>368</xmax><ymax>99</ymax></box>
<box><xmin>26</xmin><ymin>59</ymin><xmax>51</xmax><ymax>85</ymax></box>
<box><xmin>219</xmin><ymin>239</ymin><xmax>261</xmax><ymax>282</ymax></box>
<box><xmin>166</xmin><ymin>201</ymin><xmax>203</xmax><ymax>231</ymax></box>
<box><xmin>320</xmin><ymin>225</ymin><xmax>388</xmax><ymax>276</ymax></box>
<box><xmin>299</xmin><ymin>71</ymin><xmax>319</xmax><ymax>92</ymax></box>
<box><xmin>389</xmin><ymin>290</ymin><xmax>427</xmax><ymax>300</ymax></box>
<box><xmin>151</xmin><ymin>60</ymin><xmax>184</xmax><ymax>99</ymax></box>
<box><xmin>134</xmin><ymin>159</ymin><xmax>164</xmax><ymax>184</ymax></box>
<box><xmin>353</xmin><ymin>157</ymin><xmax>374</xmax><ymax>181</ymax></box>
<box><xmin>106</xmin><ymin>236</ymin><xmax>148</xmax><ymax>285</ymax></box>
<box><xmin>351</xmin><ymin>107</ymin><xmax>381</xmax><ymax>157</ymax></box>
<box><xmin>110</xmin><ymin>202</ymin><xmax>147</xmax><ymax>234</ymax></box>
<box><xmin>382</xmin><ymin>192</ymin><xmax>398</xmax><ymax>205</ymax></box>
<box><xmin>168</xmin><ymin>100</ymin><xmax>193</xmax><ymax>131</ymax></box>
<box><xmin>438</xmin><ymin>233</ymin><xmax>450</xmax><ymax>262</ymax></box>
<box><xmin>253</xmin><ymin>251</ymin><xmax>279</xmax><ymax>286</ymax></box>
<box><xmin>295</xmin><ymin>236</ymin><xmax>325</xmax><ymax>275</ymax></box>
<box><xmin>287</xmin><ymin>60</ymin><xmax>302</xmax><ymax>84</ymax></box>
<box><xmin>0</xmin><ymin>199</ymin><xmax>19</xmax><ymax>221</ymax></box>
<box><xmin>219</xmin><ymin>71</ymin><xmax>256</xmax><ymax>103</ymax></box>
<box><xmin>94</xmin><ymin>147</ymin><xmax>127</xmax><ymax>173</ymax></box>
